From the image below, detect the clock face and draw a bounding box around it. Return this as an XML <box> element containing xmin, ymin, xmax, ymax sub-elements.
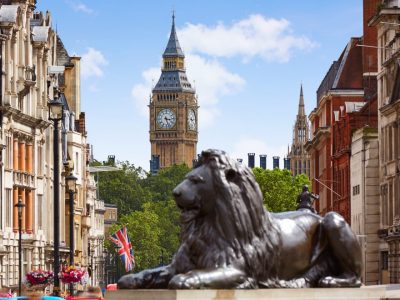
<box><xmin>187</xmin><ymin>109</ymin><xmax>196</xmax><ymax>131</ymax></box>
<box><xmin>157</xmin><ymin>108</ymin><xmax>176</xmax><ymax>129</ymax></box>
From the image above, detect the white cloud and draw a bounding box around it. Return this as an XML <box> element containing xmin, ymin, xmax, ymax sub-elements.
<box><xmin>178</xmin><ymin>14</ymin><xmax>316</xmax><ymax>62</ymax></box>
<box><xmin>80</xmin><ymin>48</ymin><xmax>108</xmax><ymax>79</ymax></box>
<box><xmin>67</xmin><ymin>1</ymin><xmax>94</xmax><ymax>14</ymax></box>
<box><xmin>131</xmin><ymin>67</ymin><xmax>160</xmax><ymax>116</ymax></box>
<box><xmin>230</xmin><ymin>137</ymin><xmax>288</xmax><ymax>169</ymax></box>
<box><xmin>185</xmin><ymin>54</ymin><xmax>245</xmax><ymax>128</ymax></box>
<box><xmin>131</xmin><ymin>55</ymin><xmax>245</xmax><ymax>127</ymax></box>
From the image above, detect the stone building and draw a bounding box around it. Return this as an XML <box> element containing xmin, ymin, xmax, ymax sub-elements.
<box><xmin>350</xmin><ymin>126</ymin><xmax>380</xmax><ymax>285</ymax></box>
<box><xmin>288</xmin><ymin>85</ymin><xmax>311</xmax><ymax>177</ymax></box>
<box><xmin>103</xmin><ymin>203</ymin><xmax>118</xmax><ymax>284</ymax></box>
<box><xmin>0</xmin><ymin>2</ymin><xmax>61</xmax><ymax>287</ymax></box>
<box><xmin>0</xmin><ymin>0</ymin><xmax>99</xmax><ymax>290</ymax></box>
<box><xmin>86</xmin><ymin>172</ymin><xmax>105</xmax><ymax>286</ymax></box>
<box><xmin>149</xmin><ymin>14</ymin><xmax>199</xmax><ymax>171</ymax></box>
<box><xmin>370</xmin><ymin>0</ymin><xmax>400</xmax><ymax>284</ymax></box>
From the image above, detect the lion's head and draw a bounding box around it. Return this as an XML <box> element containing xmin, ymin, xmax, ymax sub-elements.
<box><xmin>172</xmin><ymin>149</ymin><xmax>279</xmax><ymax>275</ymax></box>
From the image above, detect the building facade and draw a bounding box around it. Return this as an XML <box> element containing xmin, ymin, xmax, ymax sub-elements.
<box><xmin>305</xmin><ymin>39</ymin><xmax>365</xmax><ymax>216</ymax></box>
<box><xmin>350</xmin><ymin>127</ymin><xmax>380</xmax><ymax>285</ymax></box>
<box><xmin>0</xmin><ymin>0</ymin><xmax>100</xmax><ymax>290</ymax></box>
<box><xmin>149</xmin><ymin>15</ymin><xmax>198</xmax><ymax>170</ymax></box>
<box><xmin>306</xmin><ymin>0</ymin><xmax>379</xmax><ymax>218</ymax></box>
<box><xmin>370</xmin><ymin>0</ymin><xmax>400</xmax><ymax>283</ymax></box>
<box><xmin>288</xmin><ymin>85</ymin><xmax>311</xmax><ymax>177</ymax></box>
<box><xmin>331</xmin><ymin>99</ymin><xmax>378</xmax><ymax>223</ymax></box>
<box><xmin>86</xmin><ymin>172</ymin><xmax>105</xmax><ymax>286</ymax></box>
<box><xmin>103</xmin><ymin>203</ymin><xmax>118</xmax><ymax>285</ymax></box>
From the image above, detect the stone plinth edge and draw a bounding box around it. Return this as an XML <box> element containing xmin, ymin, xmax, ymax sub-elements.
<box><xmin>106</xmin><ymin>285</ymin><xmax>400</xmax><ymax>300</ymax></box>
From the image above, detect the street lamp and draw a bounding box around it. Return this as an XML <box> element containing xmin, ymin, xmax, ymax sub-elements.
<box><xmin>15</xmin><ymin>197</ymin><xmax>25</xmax><ymax>296</ymax></box>
<box><xmin>48</xmin><ymin>94</ymin><xmax>63</xmax><ymax>296</ymax></box>
<box><xmin>66</xmin><ymin>173</ymin><xmax>77</xmax><ymax>296</ymax></box>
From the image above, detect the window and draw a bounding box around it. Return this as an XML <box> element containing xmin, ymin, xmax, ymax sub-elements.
<box><xmin>381</xmin><ymin>251</ymin><xmax>388</xmax><ymax>271</ymax></box>
<box><xmin>382</xmin><ymin>185</ymin><xmax>388</xmax><ymax>226</ymax></box>
<box><xmin>5</xmin><ymin>189</ymin><xmax>12</xmax><ymax>228</ymax></box>
<box><xmin>389</xmin><ymin>182</ymin><xmax>393</xmax><ymax>225</ymax></box>
<box><xmin>75</xmin><ymin>152</ymin><xmax>79</xmax><ymax>174</ymax></box>
<box><xmin>352</xmin><ymin>185</ymin><xmax>360</xmax><ymax>196</ymax></box>
<box><xmin>389</xmin><ymin>126</ymin><xmax>393</xmax><ymax>161</ymax></box>
<box><xmin>37</xmin><ymin>195</ymin><xmax>43</xmax><ymax>230</ymax></box>
<box><xmin>38</xmin><ymin>144</ymin><xmax>43</xmax><ymax>175</ymax></box>
<box><xmin>5</xmin><ymin>135</ymin><xmax>12</xmax><ymax>168</ymax></box>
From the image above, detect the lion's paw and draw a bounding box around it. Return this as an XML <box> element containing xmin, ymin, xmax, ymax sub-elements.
<box><xmin>319</xmin><ymin>276</ymin><xmax>361</xmax><ymax>288</ymax></box>
<box><xmin>168</xmin><ymin>274</ymin><xmax>202</xmax><ymax>289</ymax></box>
<box><xmin>118</xmin><ymin>274</ymin><xmax>144</xmax><ymax>289</ymax></box>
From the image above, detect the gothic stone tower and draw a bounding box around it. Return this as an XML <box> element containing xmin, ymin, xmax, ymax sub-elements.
<box><xmin>288</xmin><ymin>85</ymin><xmax>311</xmax><ymax>177</ymax></box>
<box><xmin>149</xmin><ymin>14</ymin><xmax>198</xmax><ymax>169</ymax></box>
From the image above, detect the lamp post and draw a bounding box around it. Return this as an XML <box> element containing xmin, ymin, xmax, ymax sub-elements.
<box><xmin>66</xmin><ymin>173</ymin><xmax>77</xmax><ymax>296</ymax></box>
<box><xmin>15</xmin><ymin>197</ymin><xmax>25</xmax><ymax>296</ymax></box>
<box><xmin>48</xmin><ymin>94</ymin><xmax>63</xmax><ymax>296</ymax></box>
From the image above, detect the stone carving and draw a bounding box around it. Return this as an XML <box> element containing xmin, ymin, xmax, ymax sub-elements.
<box><xmin>118</xmin><ymin>149</ymin><xmax>362</xmax><ymax>289</ymax></box>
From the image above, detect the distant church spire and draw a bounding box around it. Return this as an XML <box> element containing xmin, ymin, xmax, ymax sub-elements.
<box><xmin>163</xmin><ymin>12</ymin><xmax>184</xmax><ymax>58</ymax></box>
<box><xmin>298</xmin><ymin>84</ymin><xmax>305</xmax><ymax>116</ymax></box>
<box><xmin>287</xmin><ymin>84</ymin><xmax>311</xmax><ymax>177</ymax></box>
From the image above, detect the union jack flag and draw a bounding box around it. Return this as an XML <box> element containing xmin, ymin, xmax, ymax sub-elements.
<box><xmin>109</xmin><ymin>227</ymin><xmax>135</xmax><ymax>272</ymax></box>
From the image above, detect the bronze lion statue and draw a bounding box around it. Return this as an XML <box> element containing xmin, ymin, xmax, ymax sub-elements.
<box><xmin>118</xmin><ymin>149</ymin><xmax>362</xmax><ymax>289</ymax></box>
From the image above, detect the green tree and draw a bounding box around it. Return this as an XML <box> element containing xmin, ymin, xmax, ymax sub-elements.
<box><xmin>145</xmin><ymin>199</ymin><xmax>180</xmax><ymax>265</ymax></box>
<box><xmin>107</xmin><ymin>203</ymin><xmax>162</xmax><ymax>273</ymax></box>
<box><xmin>95</xmin><ymin>161</ymin><xmax>152</xmax><ymax>215</ymax></box>
<box><xmin>253</xmin><ymin>168</ymin><xmax>311</xmax><ymax>212</ymax></box>
<box><xmin>141</xmin><ymin>164</ymin><xmax>191</xmax><ymax>202</ymax></box>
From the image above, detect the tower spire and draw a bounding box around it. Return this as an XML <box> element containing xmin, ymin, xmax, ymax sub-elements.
<box><xmin>163</xmin><ymin>12</ymin><xmax>184</xmax><ymax>58</ymax></box>
<box><xmin>298</xmin><ymin>84</ymin><xmax>305</xmax><ymax>116</ymax></box>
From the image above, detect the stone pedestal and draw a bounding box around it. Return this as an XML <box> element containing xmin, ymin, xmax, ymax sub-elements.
<box><xmin>106</xmin><ymin>285</ymin><xmax>400</xmax><ymax>300</ymax></box>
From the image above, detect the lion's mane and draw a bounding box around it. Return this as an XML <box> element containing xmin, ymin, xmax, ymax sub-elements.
<box><xmin>179</xmin><ymin>149</ymin><xmax>280</xmax><ymax>283</ymax></box>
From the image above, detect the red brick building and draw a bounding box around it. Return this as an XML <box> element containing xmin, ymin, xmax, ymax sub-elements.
<box><xmin>331</xmin><ymin>99</ymin><xmax>377</xmax><ymax>223</ymax></box>
<box><xmin>306</xmin><ymin>0</ymin><xmax>379</xmax><ymax>220</ymax></box>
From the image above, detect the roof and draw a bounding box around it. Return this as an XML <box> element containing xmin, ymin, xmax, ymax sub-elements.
<box><xmin>0</xmin><ymin>4</ymin><xmax>18</xmax><ymax>23</ymax></box>
<box><xmin>56</xmin><ymin>35</ymin><xmax>72</xmax><ymax>66</ymax></box>
<box><xmin>333</xmin><ymin>38</ymin><xmax>363</xmax><ymax>90</ymax></box>
<box><xmin>153</xmin><ymin>70</ymin><xmax>195</xmax><ymax>93</ymax></box>
<box><xmin>163</xmin><ymin>13</ymin><xmax>184</xmax><ymax>58</ymax></box>
<box><xmin>316</xmin><ymin>38</ymin><xmax>363</xmax><ymax>104</ymax></box>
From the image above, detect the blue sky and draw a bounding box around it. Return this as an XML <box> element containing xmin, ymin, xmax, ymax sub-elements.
<box><xmin>37</xmin><ymin>0</ymin><xmax>363</xmax><ymax>170</ymax></box>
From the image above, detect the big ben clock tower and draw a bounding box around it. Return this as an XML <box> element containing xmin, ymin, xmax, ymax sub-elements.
<box><xmin>149</xmin><ymin>14</ymin><xmax>198</xmax><ymax>170</ymax></box>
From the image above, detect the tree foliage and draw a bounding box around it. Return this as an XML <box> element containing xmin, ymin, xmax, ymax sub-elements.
<box><xmin>107</xmin><ymin>204</ymin><xmax>161</xmax><ymax>273</ymax></box>
<box><xmin>94</xmin><ymin>161</ymin><xmax>152</xmax><ymax>215</ymax></box>
<box><xmin>252</xmin><ymin>168</ymin><xmax>311</xmax><ymax>212</ymax></box>
<box><xmin>141</xmin><ymin>164</ymin><xmax>191</xmax><ymax>202</ymax></box>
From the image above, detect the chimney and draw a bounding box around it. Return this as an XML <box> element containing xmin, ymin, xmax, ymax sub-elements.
<box><xmin>248</xmin><ymin>153</ymin><xmax>255</xmax><ymax>168</ymax></box>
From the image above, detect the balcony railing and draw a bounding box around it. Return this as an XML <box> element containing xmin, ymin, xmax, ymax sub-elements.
<box><xmin>13</xmin><ymin>171</ymin><xmax>35</xmax><ymax>188</ymax></box>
